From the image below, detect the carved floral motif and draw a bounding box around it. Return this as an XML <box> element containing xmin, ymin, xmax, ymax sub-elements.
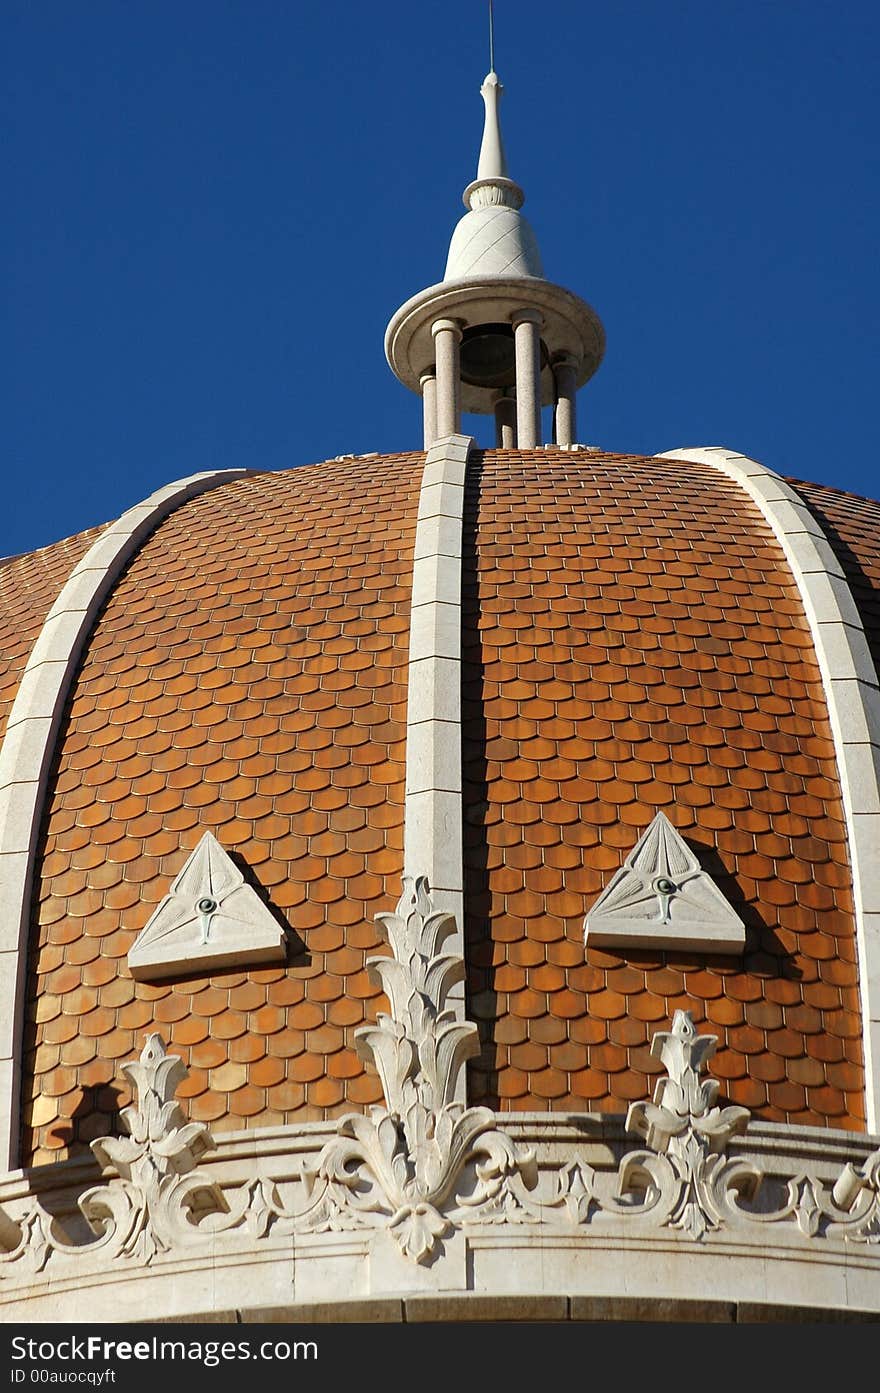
<box><xmin>294</xmin><ymin>878</ymin><xmax>538</xmax><ymax>1261</ymax></box>
<box><xmin>619</xmin><ymin>1010</ymin><xmax>753</xmax><ymax>1239</ymax></box>
<box><xmin>82</xmin><ymin>1033</ymin><xmax>227</xmax><ymax>1262</ymax></box>
<box><xmin>3</xmin><ymin>937</ymin><xmax>880</xmax><ymax>1284</ymax></box>
<box><xmin>0</xmin><ymin>1035</ymin><xmax>228</xmax><ymax>1276</ymax></box>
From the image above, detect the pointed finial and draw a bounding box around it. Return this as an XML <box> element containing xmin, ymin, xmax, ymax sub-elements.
<box><xmin>477</xmin><ymin>70</ymin><xmax>509</xmax><ymax>181</ymax></box>
<box><xmin>385</xmin><ymin>3</ymin><xmax>606</xmax><ymax>446</ymax></box>
<box><xmin>463</xmin><ymin>37</ymin><xmax>524</xmax><ymax>214</ymax></box>
<box><xmin>473</xmin><ymin>2</ymin><xmax>508</xmax><ymax>183</ymax></box>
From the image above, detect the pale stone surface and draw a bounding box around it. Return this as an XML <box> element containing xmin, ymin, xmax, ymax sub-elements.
<box><xmin>445</xmin><ymin>204</ymin><xmax>543</xmax><ymax>280</ymax></box>
<box><xmin>404</xmin><ymin>720</ymin><xmax>461</xmax><ymax>796</ymax></box>
<box><xmin>757</xmin><ymin>495</ymin><xmax>825</xmax><ymax>538</ymax></box>
<box><xmin>420</xmin><ymin>453</ymin><xmax>468</xmax><ymax>491</ymax></box>
<box><xmin>416</xmin><ymin>479</ymin><xmax>465</xmax><ymax>522</ymax></box>
<box><xmin>413</xmin><ymin>514</ymin><xmax>462</xmax><ymax>561</ymax></box>
<box><xmin>570</xmin><ymin>1295</ymin><xmax>736</xmax><ymax>1322</ymax></box>
<box><xmin>384</xmin><ymin>61</ymin><xmax>604</xmax><ymax>429</ymax></box>
<box><xmin>817</xmin><ymin>620</ymin><xmax>877</xmax><ymax>684</ymax></box>
<box><xmin>553</xmin><ymin>353</ymin><xmax>578</xmax><ymax>447</ymax></box>
<box><xmin>405</xmin><ymin>1293</ymin><xmax>567</xmax><ymax>1322</ymax></box>
<box><xmin>3</xmin><ymin>663</ymin><xmax>70</xmax><ymax>728</ymax></box>
<box><xmin>129</xmin><ymin>831</ymin><xmax>287</xmax><ymax>980</ymax></box>
<box><xmin>401</xmin><ymin>439</ymin><xmax>471</xmax><ymax>1085</ymax></box>
<box><xmin>0</xmin><ymin>720</ymin><xmax>53</xmax><ymax>791</ymax></box>
<box><xmin>242</xmin><ymin>1299</ymin><xmax>404</xmax><ymax>1323</ymax></box>
<box><xmin>474</xmin><ymin>71</ymin><xmax>507</xmax><ymax>179</ymax></box>
<box><xmin>370</xmin><ymin>1229</ymin><xmax>467</xmax><ymax>1295</ymax></box>
<box><xmin>851</xmin><ymin>814</ymin><xmax>880</xmax><ymax>912</ymax></box>
<box><xmin>0</xmin><ymin>953</ymin><xmax>23</xmax><ymax>1041</ymax></box>
<box><xmin>407</xmin><ymin>656</ymin><xmax>461</xmax><ymax>724</ymax></box>
<box><xmin>2</xmin><ymin>1109</ymin><xmax>880</xmax><ymax>1319</ymax></box>
<box><xmin>0</xmin><ymin>853</ymin><xmax>30</xmax><ymax>953</ymax></box>
<box><xmin>865</xmin><ymin>915</ymin><xmax>880</xmax><ymax>999</ymax></box>
<box><xmin>0</xmin><ymin>782</ymin><xmax>39</xmax><ymax>856</ymax></box>
<box><xmin>444</xmin><ymin>69</ymin><xmax>541</xmax><ymax>284</ymax></box>
<box><xmin>421</xmin><ymin>373</ymin><xmax>437</xmax><ymax>449</ymax></box>
<box><xmin>293</xmin><ymin>1235</ymin><xmax>370</xmax><ymax>1305</ymax></box>
<box><xmin>846</xmin><ymin>744</ymin><xmax>880</xmax><ymax>814</ymax></box>
<box><xmin>405</xmin><ymin>790</ymin><xmax>464</xmax><ymax>895</ymax></box>
<box><xmin>409</xmin><ymin>599</ymin><xmax>460</xmax><ymax>663</ymax></box>
<box><xmin>514</xmin><ymin>311</ymin><xmax>542</xmax><ymax>448</ymax></box>
<box><xmin>495</xmin><ymin>394</ymin><xmax>516</xmax><ymax>446</ymax></box>
<box><xmin>803</xmin><ymin>570</ymin><xmax>863</xmax><ymax>626</ymax></box>
<box><xmin>386</xmin><ymin>277</ymin><xmax>604</xmax><ymax>417</ymax></box>
<box><xmin>153</xmin><ymin>1309</ymin><xmax>243</xmax><ymax>1325</ymax></box>
<box><xmin>830</xmin><ymin>678</ymin><xmax>880</xmax><ymax>744</ymax></box>
<box><xmin>23</xmin><ymin>610</ymin><xmax>90</xmax><ymax>671</ymax></box>
<box><xmin>412</xmin><ymin>551</ymin><xmax>462</xmax><ymax>606</ymax></box>
<box><xmin>432</xmin><ymin>319</ymin><xmax>462</xmax><ymax>437</ymax></box>
<box><xmin>584</xmin><ymin>810</ymin><xmax>745</xmax><ymax>953</ymax></box>
<box><xmin>783</xmin><ymin>528</ymin><xmax>850</xmax><ymax>580</ymax></box>
<box><xmin>34</xmin><ymin>569</ymin><xmax>107</xmax><ymax>617</ymax></box>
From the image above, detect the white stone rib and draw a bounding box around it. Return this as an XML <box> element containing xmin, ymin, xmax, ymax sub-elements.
<box><xmin>658</xmin><ymin>445</ymin><xmax>880</xmax><ymax>1129</ymax></box>
<box><xmin>404</xmin><ymin>434</ymin><xmax>472</xmax><ymax>1053</ymax></box>
<box><xmin>0</xmin><ymin>469</ymin><xmax>249</xmax><ymax>1168</ymax></box>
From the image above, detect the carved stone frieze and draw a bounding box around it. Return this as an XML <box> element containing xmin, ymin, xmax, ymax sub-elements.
<box><xmin>3</xmin><ymin>969</ymin><xmax>880</xmax><ymax>1292</ymax></box>
<box><xmin>829</xmin><ymin>1146</ymin><xmax>880</xmax><ymax>1241</ymax></box>
<box><xmin>0</xmin><ymin>1035</ymin><xmax>229</xmax><ymax>1276</ymax></box>
<box><xmin>82</xmin><ymin>1033</ymin><xmax>228</xmax><ymax>1262</ymax></box>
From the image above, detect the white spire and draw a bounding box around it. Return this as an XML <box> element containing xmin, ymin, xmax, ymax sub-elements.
<box><xmin>385</xmin><ymin>34</ymin><xmax>606</xmax><ymax>447</ymax></box>
<box><xmin>443</xmin><ymin>67</ymin><xmax>542</xmax><ymax>281</ymax></box>
<box><xmin>476</xmin><ymin>71</ymin><xmax>509</xmax><ymax>181</ymax></box>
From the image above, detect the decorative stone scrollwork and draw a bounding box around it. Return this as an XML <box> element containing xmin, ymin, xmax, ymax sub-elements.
<box><xmin>616</xmin><ymin>1009</ymin><xmax>754</xmax><ymax>1239</ymax></box>
<box><xmin>294</xmin><ymin>878</ymin><xmax>538</xmax><ymax>1261</ymax></box>
<box><xmin>829</xmin><ymin>1147</ymin><xmax>880</xmax><ymax>1241</ymax></box>
<box><xmin>4</xmin><ymin>949</ymin><xmax>880</xmax><ymax>1290</ymax></box>
<box><xmin>0</xmin><ymin>1035</ymin><xmax>228</xmax><ymax>1276</ymax></box>
<box><xmin>82</xmin><ymin>1033</ymin><xmax>228</xmax><ymax>1262</ymax></box>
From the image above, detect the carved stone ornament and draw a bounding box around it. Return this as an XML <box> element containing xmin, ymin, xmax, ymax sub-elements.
<box><xmin>3</xmin><ymin>966</ymin><xmax>880</xmax><ymax>1284</ymax></box>
<box><xmin>128</xmin><ymin>830</ymin><xmax>287</xmax><ymax>980</ymax></box>
<box><xmin>0</xmin><ymin>1035</ymin><xmax>229</xmax><ymax>1276</ymax></box>
<box><xmin>619</xmin><ymin>1010</ymin><xmax>753</xmax><ymax>1239</ymax></box>
<box><xmin>296</xmin><ymin>877</ymin><xmax>539</xmax><ymax>1261</ymax></box>
<box><xmin>584</xmin><ymin>810</ymin><xmax>745</xmax><ymax>954</ymax></box>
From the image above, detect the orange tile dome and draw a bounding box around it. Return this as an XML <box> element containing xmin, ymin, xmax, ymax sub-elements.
<box><xmin>5</xmin><ymin>448</ymin><xmax>876</xmax><ymax>1165</ymax></box>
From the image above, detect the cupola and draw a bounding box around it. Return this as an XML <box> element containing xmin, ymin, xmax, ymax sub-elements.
<box><xmin>385</xmin><ymin>64</ymin><xmax>605</xmax><ymax>447</ymax></box>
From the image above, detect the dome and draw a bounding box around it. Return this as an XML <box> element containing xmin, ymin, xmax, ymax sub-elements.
<box><xmin>2</xmin><ymin>34</ymin><xmax>880</xmax><ymax>1329</ymax></box>
<box><xmin>2</xmin><ymin>442</ymin><xmax>880</xmax><ymax>1322</ymax></box>
<box><xmin>3</xmin><ymin>446</ymin><xmax>873</xmax><ymax>1161</ymax></box>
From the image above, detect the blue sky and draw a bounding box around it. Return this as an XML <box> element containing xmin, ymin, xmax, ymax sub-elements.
<box><xmin>4</xmin><ymin>1</ymin><xmax>879</xmax><ymax>557</ymax></box>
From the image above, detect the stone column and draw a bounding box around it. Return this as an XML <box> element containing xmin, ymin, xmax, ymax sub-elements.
<box><xmin>553</xmin><ymin>353</ymin><xmax>579</xmax><ymax>448</ymax></box>
<box><xmin>495</xmin><ymin>394</ymin><xmax>516</xmax><ymax>447</ymax></box>
<box><xmin>421</xmin><ymin>372</ymin><xmax>437</xmax><ymax>450</ymax></box>
<box><xmin>513</xmin><ymin>309</ymin><xmax>542</xmax><ymax>448</ymax></box>
<box><xmin>432</xmin><ymin>319</ymin><xmax>462</xmax><ymax>438</ymax></box>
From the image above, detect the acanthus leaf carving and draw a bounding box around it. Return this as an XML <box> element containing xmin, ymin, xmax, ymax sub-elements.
<box><xmin>5</xmin><ymin>992</ymin><xmax>880</xmax><ymax>1281</ymax></box>
<box><xmin>0</xmin><ymin>1035</ymin><xmax>230</xmax><ymax>1276</ymax></box>
<box><xmin>620</xmin><ymin>1010</ymin><xmax>751</xmax><ymax>1240</ymax></box>
<box><xmin>81</xmin><ymin>1033</ymin><xmax>229</xmax><ymax>1263</ymax></box>
<box><xmin>301</xmin><ymin>877</ymin><xmax>538</xmax><ymax>1261</ymax></box>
